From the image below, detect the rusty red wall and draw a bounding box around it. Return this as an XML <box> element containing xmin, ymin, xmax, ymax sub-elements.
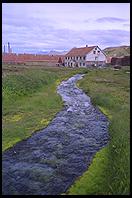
<box><xmin>2</xmin><ymin>53</ymin><xmax>65</xmax><ymax>64</ymax></box>
<box><xmin>111</xmin><ymin>56</ymin><xmax>130</xmax><ymax>66</ymax></box>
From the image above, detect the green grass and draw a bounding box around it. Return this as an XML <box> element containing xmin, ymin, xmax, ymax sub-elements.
<box><xmin>2</xmin><ymin>65</ymin><xmax>130</xmax><ymax>195</ymax></box>
<box><xmin>67</xmin><ymin>68</ymin><xmax>130</xmax><ymax>195</ymax></box>
<box><xmin>2</xmin><ymin>65</ymin><xmax>88</xmax><ymax>151</ymax></box>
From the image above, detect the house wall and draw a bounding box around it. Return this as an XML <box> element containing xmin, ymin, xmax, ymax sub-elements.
<box><xmin>106</xmin><ymin>56</ymin><xmax>112</xmax><ymax>63</ymax></box>
<box><xmin>86</xmin><ymin>47</ymin><xmax>106</xmax><ymax>62</ymax></box>
<box><xmin>64</xmin><ymin>58</ymin><xmax>86</xmax><ymax>67</ymax></box>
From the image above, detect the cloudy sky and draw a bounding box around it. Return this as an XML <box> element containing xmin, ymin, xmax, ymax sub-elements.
<box><xmin>2</xmin><ymin>3</ymin><xmax>130</xmax><ymax>53</ymax></box>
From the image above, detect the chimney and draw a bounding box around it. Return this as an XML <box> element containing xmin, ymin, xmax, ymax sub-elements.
<box><xmin>86</xmin><ymin>45</ymin><xmax>88</xmax><ymax>47</ymax></box>
<box><xmin>4</xmin><ymin>45</ymin><xmax>6</xmax><ymax>53</ymax></box>
<box><xmin>8</xmin><ymin>42</ymin><xmax>12</xmax><ymax>53</ymax></box>
<box><xmin>8</xmin><ymin>42</ymin><xmax>10</xmax><ymax>53</ymax></box>
<box><xmin>10</xmin><ymin>47</ymin><xmax>12</xmax><ymax>53</ymax></box>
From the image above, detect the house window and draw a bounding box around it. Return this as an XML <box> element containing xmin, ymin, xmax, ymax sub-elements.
<box><xmin>77</xmin><ymin>56</ymin><xmax>78</xmax><ymax>60</ymax></box>
<box><xmin>83</xmin><ymin>63</ymin><xmax>85</xmax><ymax>66</ymax></box>
<box><xmin>98</xmin><ymin>51</ymin><xmax>100</xmax><ymax>53</ymax></box>
<box><xmin>95</xmin><ymin>57</ymin><xmax>98</xmax><ymax>61</ymax></box>
<box><xmin>93</xmin><ymin>51</ymin><xmax>96</xmax><ymax>54</ymax></box>
<box><xmin>95</xmin><ymin>47</ymin><xmax>97</xmax><ymax>50</ymax></box>
<box><xmin>83</xmin><ymin>56</ymin><xmax>85</xmax><ymax>60</ymax></box>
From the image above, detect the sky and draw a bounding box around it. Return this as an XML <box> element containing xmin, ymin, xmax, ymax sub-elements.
<box><xmin>2</xmin><ymin>3</ymin><xmax>130</xmax><ymax>54</ymax></box>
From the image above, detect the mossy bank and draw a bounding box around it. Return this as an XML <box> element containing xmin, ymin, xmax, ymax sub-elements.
<box><xmin>67</xmin><ymin>67</ymin><xmax>130</xmax><ymax>195</ymax></box>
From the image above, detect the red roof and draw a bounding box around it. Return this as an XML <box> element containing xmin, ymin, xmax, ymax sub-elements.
<box><xmin>66</xmin><ymin>46</ymin><xmax>96</xmax><ymax>57</ymax></box>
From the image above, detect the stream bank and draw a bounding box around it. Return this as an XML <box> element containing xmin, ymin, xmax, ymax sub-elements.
<box><xmin>2</xmin><ymin>74</ymin><xmax>109</xmax><ymax>195</ymax></box>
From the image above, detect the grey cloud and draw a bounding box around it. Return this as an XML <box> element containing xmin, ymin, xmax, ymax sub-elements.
<box><xmin>83</xmin><ymin>19</ymin><xmax>91</xmax><ymax>23</ymax></box>
<box><xmin>2</xmin><ymin>13</ymin><xmax>57</xmax><ymax>31</ymax></box>
<box><xmin>63</xmin><ymin>29</ymin><xmax>130</xmax><ymax>49</ymax></box>
<box><xmin>123</xmin><ymin>23</ymin><xmax>130</xmax><ymax>27</ymax></box>
<box><xmin>96</xmin><ymin>17</ymin><xmax>128</xmax><ymax>23</ymax></box>
<box><xmin>2</xmin><ymin>21</ymin><xmax>130</xmax><ymax>53</ymax></box>
<box><xmin>2</xmin><ymin>3</ymin><xmax>130</xmax><ymax>53</ymax></box>
<box><xmin>86</xmin><ymin>29</ymin><xmax>129</xmax><ymax>46</ymax></box>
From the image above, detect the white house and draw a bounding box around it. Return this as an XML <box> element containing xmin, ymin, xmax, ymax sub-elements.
<box><xmin>64</xmin><ymin>45</ymin><xmax>107</xmax><ymax>67</ymax></box>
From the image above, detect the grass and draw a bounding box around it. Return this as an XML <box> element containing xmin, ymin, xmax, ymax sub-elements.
<box><xmin>2</xmin><ymin>64</ymin><xmax>130</xmax><ymax>195</ymax></box>
<box><xmin>66</xmin><ymin>67</ymin><xmax>130</xmax><ymax>195</ymax></box>
<box><xmin>2</xmin><ymin>64</ymin><xmax>88</xmax><ymax>151</ymax></box>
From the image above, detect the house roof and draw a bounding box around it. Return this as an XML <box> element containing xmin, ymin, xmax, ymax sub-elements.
<box><xmin>65</xmin><ymin>46</ymin><xmax>96</xmax><ymax>57</ymax></box>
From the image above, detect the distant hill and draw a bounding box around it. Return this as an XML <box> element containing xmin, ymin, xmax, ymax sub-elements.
<box><xmin>37</xmin><ymin>50</ymin><xmax>68</xmax><ymax>55</ymax></box>
<box><xmin>48</xmin><ymin>50</ymin><xmax>68</xmax><ymax>55</ymax></box>
<box><xmin>103</xmin><ymin>46</ymin><xmax>130</xmax><ymax>57</ymax></box>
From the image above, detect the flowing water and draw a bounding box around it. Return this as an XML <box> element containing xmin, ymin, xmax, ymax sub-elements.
<box><xmin>2</xmin><ymin>74</ymin><xmax>109</xmax><ymax>195</ymax></box>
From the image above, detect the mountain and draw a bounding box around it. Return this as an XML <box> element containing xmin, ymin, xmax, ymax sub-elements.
<box><xmin>37</xmin><ymin>50</ymin><xmax>68</xmax><ymax>55</ymax></box>
<box><xmin>103</xmin><ymin>46</ymin><xmax>130</xmax><ymax>57</ymax></box>
<box><xmin>48</xmin><ymin>50</ymin><xmax>68</xmax><ymax>55</ymax></box>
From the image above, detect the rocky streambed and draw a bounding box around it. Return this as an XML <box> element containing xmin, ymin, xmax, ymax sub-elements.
<box><xmin>2</xmin><ymin>74</ymin><xmax>109</xmax><ymax>195</ymax></box>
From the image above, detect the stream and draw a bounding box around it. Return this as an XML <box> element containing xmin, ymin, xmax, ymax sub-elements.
<box><xmin>2</xmin><ymin>74</ymin><xmax>109</xmax><ymax>195</ymax></box>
